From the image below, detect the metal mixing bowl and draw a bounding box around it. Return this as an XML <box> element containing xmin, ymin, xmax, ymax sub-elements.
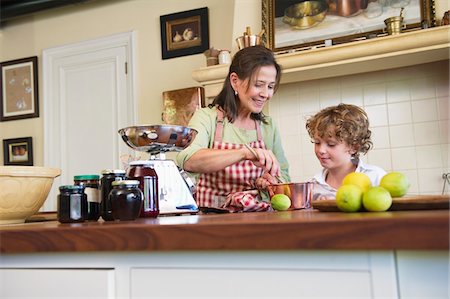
<box><xmin>282</xmin><ymin>1</ymin><xmax>328</xmax><ymax>30</ymax></box>
<box><xmin>119</xmin><ymin>125</ymin><xmax>197</xmax><ymax>154</ymax></box>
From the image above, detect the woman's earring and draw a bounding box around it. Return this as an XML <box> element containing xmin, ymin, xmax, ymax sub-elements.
<box><xmin>234</xmin><ymin>90</ymin><xmax>238</xmax><ymax>96</ymax></box>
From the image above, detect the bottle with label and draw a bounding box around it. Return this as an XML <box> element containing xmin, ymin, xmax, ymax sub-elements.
<box><xmin>57</xmin><ymin>185</ymin><xmax>87</xmax><ymax>223</ymax></box>
<box><xmin>110</xmin><ymin>180</ymin><xmax>143</xmax><ymax>221</ymax></box>
<box><xmin>100</xmin><ymin>169</ymin><xmax>126</xmax><ymax>221</ymax></box>
<box><xmin>74</xmin><ymin>174</ymin><xmax>100</xmax><ymax>221</ymax></box>
<box><xmin>126</xmin><ymin>161</ymin><xmax>159</xmax><ymax>218</ymax></box>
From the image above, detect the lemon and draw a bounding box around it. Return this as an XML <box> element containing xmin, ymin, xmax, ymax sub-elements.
<box><xmin>283</xmin><ymin>184</ymin><xmax>292</xmax><ymax>198</ymax></box>
<box><xmin>362</xmin><ymin>186</ymin><xmax>392</xmax><ymax>212</ymax></box>
<box><xmin>380</xmin><ymin>172</ymin><xmax>410</xmax><ymax>197</ymax></box>
<box><xmin>335</xmin><ymin>184</ymin><xmax>363</xmax><ymax>212</ymax></box>
<box><xmin>271</xmin><ymin>194</ymin><xmax>291</xmax><ymax>211</ymax></box>
<box><xmin>342</xmin><ymin>172</ymin><xmax>372</xmax><ymax>193</ymax></box>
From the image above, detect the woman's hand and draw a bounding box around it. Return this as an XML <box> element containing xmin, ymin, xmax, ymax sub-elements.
<box><xmin>244</xmin><ymin>147</ymin><xmax>281</xmax><ymax>178</ymax></box>
<box><xmin>255</xmin><ymin>172</ymin><xmax>278</xmax><ymax>190</ymax></box>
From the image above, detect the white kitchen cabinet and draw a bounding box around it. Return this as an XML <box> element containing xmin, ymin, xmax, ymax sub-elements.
<box><xmin>0</xmin><ymin>268</ymin><xmax>115</xmax><ymax>299</ymax></box>
<box><xmin>396</xmin><ymin>251</ymin><xmax>450</xmax><ymax>299</ymax></box>
<box><xmin>1</xmin><ymin>250</ymin><xmax>448</xmax><ymax>298</ymax></box>
<box><xmin>131</xmin><ymin>268</ymin><xmax>372</xmax><ymax>298</ymax></box>
<box><xmin>0</xmin><ymin>251</ymin><xmax>397</xmax><ymax>299</ymax></box>
<box><xmin>128</xmin><ymin>251</ymin><xmax>397</xmax><ymax>299</ymax></box>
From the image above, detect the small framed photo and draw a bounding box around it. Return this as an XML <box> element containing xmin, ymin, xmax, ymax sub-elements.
<box><xmin>0</xmin><ymin>56</ymin><xmax>39</xmax><ymax>122</ymax></box>
<box><xmin>160</xmin><ymin>7</ymin><xmax>209</xmax><ymax>60</ymax></box>
<box><xmin>3</xmin><ymin>137</ymin><xmax>33</xmax><ymax>166</ymax></box>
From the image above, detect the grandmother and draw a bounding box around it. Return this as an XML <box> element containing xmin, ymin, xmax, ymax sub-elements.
<box><xmin>177</xmin><ymin>45</ymin><xmax>290</xmax><ymax>212</ymax></box>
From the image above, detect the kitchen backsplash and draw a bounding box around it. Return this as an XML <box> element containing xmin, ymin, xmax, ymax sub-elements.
<box><xmin>269</xmin><ymin>60</ymin><xmax>449</xmax><ymax>195</ymax></box>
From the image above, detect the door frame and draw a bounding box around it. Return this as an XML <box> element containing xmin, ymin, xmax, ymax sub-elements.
<box><xmin>42</xmin><ymin>31</ymin><xmax>136</xmax><ymax>211</ymax></box>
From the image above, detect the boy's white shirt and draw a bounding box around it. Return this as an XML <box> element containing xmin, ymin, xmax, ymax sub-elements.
<box><xmin>311</xmin><ymin>160</ymin><xmax>387</xmax><ymax>200</ymax></box>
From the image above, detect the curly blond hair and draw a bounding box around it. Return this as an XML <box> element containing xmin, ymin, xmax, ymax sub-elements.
<box><xmin>305</xmin><ymin>104</ymin><xmax>372</xmax><ymax>158</ymax></box>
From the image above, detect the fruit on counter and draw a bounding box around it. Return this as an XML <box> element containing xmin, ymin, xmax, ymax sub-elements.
<box><xmin>271</xmin><ymin>194</ymin><xmax>291</xmax><ymax>211</ymax></box>
<box><xmin>362</xmin><ymin>186</ymin><xmax>392</xmax><ymax>212</ymax></box>
<box><xmin>342</xmin><ymin>172</ymin><xmax>372</xmax><ymax>193</ymax></box>
<box><xmin>335</xmin><ymin>184</ymin><xmax>363</xmax><ymax>212</ymax></box>
<box><xmin>283</xmin><ymin>184</ymin><xmax>292</xmax><ymax>198</ymax></box>
<box><xmin>380</xmin><ymin>172</ymin><xmax>410</xmax><ymax>197</ymax></box>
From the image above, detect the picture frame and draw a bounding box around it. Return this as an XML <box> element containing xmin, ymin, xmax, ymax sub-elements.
<box><xmin>160</xmin><ymin>7</ymin><xmax>209</xmax><ymax>60</ymax></box>
<box><xmin>0</xmin><ymin>56</ymin><xmax>39</xmax><ymax>121</ymax></box>
<box><xmin>262</xmin><ymin>0</ymin><xmax>436</xmax><ymax>52</ymax></box>
<box><xmin>3</xmin><ymin>137</ymin><xmax>33</xmax><ymax>166</ymax></box>
<box><xmin>162</xmin><ymin>86</ymin><xmax>205</xmax><ymax>127</ymax></box>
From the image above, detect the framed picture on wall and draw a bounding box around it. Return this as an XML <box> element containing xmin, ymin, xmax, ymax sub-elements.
<box><xmin>160</xmin><ymin>7</ymin><xmax>210</xmax><ymax>59</ymax></box>
<box><xmin>0</xmin><ymin>56</ymin><xmax>39</xmax><ymax>122</ymax></box>
<box><xmin>3</xmin><ymin>137</ymin><xmax>33</xmax><ymax>166</ymax></box>
<box><xmin>261</xmin><ymin>0</ymin><xmax>436</xmax><ymax>52</ymax></box>
<box><xmin>161</xmin><ymin>86</ymin><xmax>205</xmax><ymax>127</ymax></box>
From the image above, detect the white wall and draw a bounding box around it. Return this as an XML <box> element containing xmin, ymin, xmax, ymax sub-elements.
<box><xmin>270</xmin><ymin>61</ymin><xmax>449</xmax><ymax>195</ymax></box>
<box><xmin>0</xmin><ymin>0</ymin><xmax>448</xmax><ymax>195</ymax></box>
<box><xmin>0</xmin><ymin>0</ymin><xmax>237</xmax><ymax>165</ymax></box>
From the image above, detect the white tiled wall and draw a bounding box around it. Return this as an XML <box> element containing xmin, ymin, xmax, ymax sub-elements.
<box><xmin>269</xmin><ymin>60</ymin><xmax>450</xmax><ymax>195</ymax></box>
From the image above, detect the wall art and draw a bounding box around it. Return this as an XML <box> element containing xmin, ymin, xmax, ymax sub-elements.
<box><xmin>0</xmin><ymin>56</ymin><xmax>39</xmax><ymax>121</ymax></box>
<box><xmin>262</xmin><ymin>0</ymin><xmax>436</xmax><ymax>52</ymax></box>
<box><xmin>160</xmin><ymin>7</ymin><xmax>209</xmax><ymax>59</ymax></box>
<box><xmin>3</xmin><ymin>137</ymin><xmax>33</xmax><ymax>166</ymax></box>
<box><xmin>161</xmin><ymin>86</ymin><xmax>205</xmax><ymax>127</ymax></box>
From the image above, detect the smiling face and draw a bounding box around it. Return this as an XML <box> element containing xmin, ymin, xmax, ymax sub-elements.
<box><xmin>230</xmin><ymin>65</ymin><xmax>277</xmax><ymax>117</ymax></box>
<box><xmin>313</xmin><ymin>131</ymin><xmax>356</xmax><ymax>171</ymax></box>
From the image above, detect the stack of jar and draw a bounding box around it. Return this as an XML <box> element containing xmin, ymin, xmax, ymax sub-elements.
<box><xmin>57</xmin><ymin>163</ymin><xmax>159</xmax><ymax>223</ymax></box>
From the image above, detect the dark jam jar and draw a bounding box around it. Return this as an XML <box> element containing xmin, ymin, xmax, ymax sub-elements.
<box><xmin>57</xmin><ymin>185</ymin><xmax>87</xmax><ymax>223</ymax></box>
<box><xmin>100</xmin><ymin>169</ymin><xmax>126</xmax><ymax>221</ymax></box>
<box><xmin>110</xmin><ymin>180</ymin><xmax>143</xmax><ymax>221</ymax></box>
<box><xmin>74</xmin><ymin>175</ymin><xmax>100</xmax><ymax>221</ymax></box>
<box><xmin>126</xmin><ymin>161</ymin><xmax>159</xmax><ymax>218</ymax></box>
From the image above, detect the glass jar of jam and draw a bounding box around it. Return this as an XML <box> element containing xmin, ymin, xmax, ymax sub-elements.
<box><xmin>100</xmin><ymin>169</ymin><xmax>126</xmax><ymax>221</ymax></box>
<box><xmin>126</xmin><ymin>161</ymin><xmax>159</xmax><ymax>218</ymax></box>
<box><xmin>57</xmin><ymin>185</ymin><xmax>87</xmax><ymax>223</ymax></box>
<box><xmin>110</xmin><ymin>180</ymin><xmax>143</xmax><ymax>221</ymax></box>
<box><xmin>74</xmin><ymin>174</ymin><xmax>100</xmax><ymax>221</ymax></box>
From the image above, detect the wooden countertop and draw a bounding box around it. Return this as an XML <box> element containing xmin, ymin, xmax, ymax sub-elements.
<box><xmin>1</xmin><ymin>209</ymin><xmax>448</xmax><ymax>253</ymax></box>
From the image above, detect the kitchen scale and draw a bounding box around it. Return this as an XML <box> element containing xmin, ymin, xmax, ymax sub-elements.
<box><xmin>118</xmin><ymin>125</ymin><xmax>198</xmax><ymax>215</ymax></box>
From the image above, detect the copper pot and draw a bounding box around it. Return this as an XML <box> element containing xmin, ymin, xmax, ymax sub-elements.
<box><xmin>328</xmin><ymin>0</ymin><xmax>369</xmax><ymax>17</ymax></box>
<box><xmin>267</xmin><ymin>182</ymin><xmax>315</xmax><ymax>210</ymax></box>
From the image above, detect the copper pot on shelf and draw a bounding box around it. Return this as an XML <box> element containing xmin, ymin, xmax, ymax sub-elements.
<box><xmin>328</xmin><ymin>0</ymin><xmax>369</xmax><ymax>17</ymax></box>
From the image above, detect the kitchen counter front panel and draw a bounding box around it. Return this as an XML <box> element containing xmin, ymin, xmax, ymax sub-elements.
<box><xmin>0</xmin><ymin>209</ymin><xmax>448</xmax><ymax>253</ymax></box>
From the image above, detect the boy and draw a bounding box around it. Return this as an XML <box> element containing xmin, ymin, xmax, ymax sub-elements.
<box><xmin>306</xmin><ymin>103</ymin><xmax>386</xmax><ymax>200</ymax></box>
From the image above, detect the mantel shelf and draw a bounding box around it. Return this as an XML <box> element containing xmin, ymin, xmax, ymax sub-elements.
<box><xmin>192</xmin><ymin>26</ymin><xmax>450</xmax><ymax>98</ymax></box>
